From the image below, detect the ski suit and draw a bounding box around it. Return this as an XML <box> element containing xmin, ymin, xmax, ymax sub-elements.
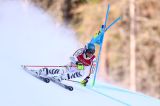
<box><xmin>61</xmin><ymin>48</ymin><xmax>96</xmax><ymax>81</ymax></box>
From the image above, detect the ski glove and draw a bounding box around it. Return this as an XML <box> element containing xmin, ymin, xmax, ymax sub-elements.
<box><xmin>76</xmin><ymin>61</ymin><xmax>84</xmax><ymax>70</ymax></box>
<box><xmin>81</xmin><ymin>76</ymin><xmax>90</xmax><ymax>86</ymax></box>
<box><xmin>76</xmin><ymin>61</ymin><xmax>82</xmax><ymax>65</ymax></box>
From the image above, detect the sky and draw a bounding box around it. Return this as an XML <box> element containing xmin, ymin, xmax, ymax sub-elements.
<box><xmin>0</xmin><ymin>0</ymin><xmax>160</xmax><ymax>106</ymax></box>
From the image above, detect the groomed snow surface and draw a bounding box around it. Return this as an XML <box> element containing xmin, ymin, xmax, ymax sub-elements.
<box><xmin>0</xmin><ymin>1</ymin><xmax>160</xmax><ymax>106</ymax></box>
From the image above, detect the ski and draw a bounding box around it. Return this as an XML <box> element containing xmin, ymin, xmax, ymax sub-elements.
<box><xmin>21</xmin><ymin>65</ymin><xmax>50</xmax><ymax>83</ymax></box>
<box><xmin>91</xmin><ymin>4</ymin><xmax>121</xmax><ymax>87</ymax></box>
<box><xmin>21</xmin><ymin>65</ymin><xmax>73</xmax><ymax>91</ymax></box>
<box><xmin>50</xmin><ymin>77</ymin><xmax>74</xmax><ymax>91</ymax></box>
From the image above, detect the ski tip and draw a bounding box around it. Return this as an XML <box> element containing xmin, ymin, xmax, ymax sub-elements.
<box><xmin>21</xmin><ymin>65</ymin><xmax>28</xmax><ymax>70</ymax></box>
<box><xmin>21</xmin><ymin>65</ymin><xmax>26</xmax><ymax>68</ymax></box>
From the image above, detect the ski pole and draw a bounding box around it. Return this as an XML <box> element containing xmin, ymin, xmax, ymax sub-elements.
<box><xmin>22</xmin><ymin>65</ymin><xmax>77</xmax><ymax>68</ymax></box>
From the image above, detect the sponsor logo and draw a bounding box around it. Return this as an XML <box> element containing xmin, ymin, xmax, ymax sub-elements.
<box><xmin>67</xmin><ymin>72</ymin><xmax>83</xmax><ymax>79</ymax></box>
<box><xmin>39</xmin><ymin>68</ymin><xmax>64</xmax><ymax>75</ymax></box>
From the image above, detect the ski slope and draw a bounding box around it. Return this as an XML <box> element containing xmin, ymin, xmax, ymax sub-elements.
<box><xmin>0</xmin><ymin>1</ymin><xmax>160</xmax><ymax>106</ymax></box>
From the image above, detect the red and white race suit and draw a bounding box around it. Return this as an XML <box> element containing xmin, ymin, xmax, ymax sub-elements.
<box><xmin>61</xmin><ymin>48</ymin><xmax>96</xmax><ymax>80</ymax></box>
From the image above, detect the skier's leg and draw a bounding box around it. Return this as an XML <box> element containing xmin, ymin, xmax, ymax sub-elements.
<box><xmin>39</xmin><ymin>67</ymin><xmax>65</xmax><ymax>77</ymax></box>
<box><xmin>61</xmin><ymin>67</ymin><xmax>85</xmax><ymax>81</ymax></box>
<box><xmin>51</xmin><ymin>64</ymin><xmax>88</xmax><ymax>82</ymax></box>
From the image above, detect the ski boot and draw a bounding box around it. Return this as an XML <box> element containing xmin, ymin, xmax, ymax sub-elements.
<box><xmin>80</xmin><ymin>76</ymin><xmax>90</xmax><ymax>86</ymax></box>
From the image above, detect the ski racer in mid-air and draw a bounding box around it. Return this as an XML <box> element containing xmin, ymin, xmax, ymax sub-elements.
<box><xmin>57</xmin><ymin>43</ymin><xmax>97</xmax><ymax>86</ymax></box>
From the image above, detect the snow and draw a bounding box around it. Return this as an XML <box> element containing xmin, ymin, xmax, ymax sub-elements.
<box><xmin>0</xmin><ymin>1</ymin><xmax>160</xmax><ymax>106</ymax></box>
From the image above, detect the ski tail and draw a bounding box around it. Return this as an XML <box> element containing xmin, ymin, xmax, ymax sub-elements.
<box><xmin>92</xmin><ymin>4</ymin><xmax>121</xmax><ymax>87</ymax></box>
<box><xmin>104</xmin><ymin>4</ymin><xmax>110</xmax><ymax>29</ymax></box>
<box><xmin>92</xmin><ymin>4</ymin><xmax>110</xmax><ymax>87</ymax></box>
<box><xmin>21</xmin><ymin>65</ymin><xmax>73</xmax><ymax>91</ymax></box>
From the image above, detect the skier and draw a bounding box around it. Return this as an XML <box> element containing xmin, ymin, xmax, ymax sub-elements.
<box><xmin>59</xmin><ymin>43</ymin><xmax>96</xmax><ymax>86</ymax></box>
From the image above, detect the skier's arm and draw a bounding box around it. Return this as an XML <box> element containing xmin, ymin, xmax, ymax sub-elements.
<box><xmin>88</xmin><ymin>58</ymin><xmax>96</xmax><ymax>76</ymax></box>
<box><xmin>70</xmin><ymin>48</ymin><xmax>84</xmax><ymax>64</ymax></box>
<box><xmin>81</xmin><ymin>61</ymin><xmax>96</xmax><ymax>86</ymax></box>
<box><xmin>88</xmin><ymin>62</ymin><xmax>93</xmax><ymax>77</ymax></box>
<box><xmin>85</xmin><ymin>58</ymin><xmax>96</xmax><ymax>79</ymax></box>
